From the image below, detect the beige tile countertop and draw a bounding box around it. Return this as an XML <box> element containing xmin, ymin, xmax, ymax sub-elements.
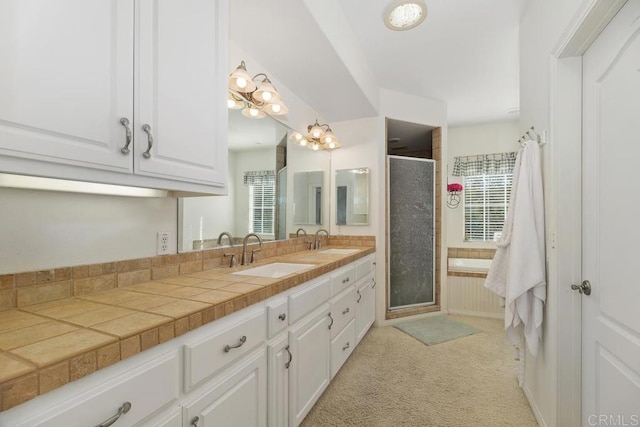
<box><xmin>0</xmin><ymin>244</ymin><xmax>375</xmax><ymax>411</ymax></box>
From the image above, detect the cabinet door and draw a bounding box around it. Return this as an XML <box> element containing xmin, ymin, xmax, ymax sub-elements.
<box><xmin>356</xmin><ymin>275</ymin><xmax>376</xmax><ymax>344</ymax></box>
<box><xmin>0</xmin><ymin>0</ymin><xmax>134</xmax><ymax>174</ymax></box>
<box><xmin>288</xmin><ymin>305</ymin><xmax>331</xmax><ymax>426</ymax></box>
<box><xmin>183</xmin><ymin>349</ymin><xmax>267</xmax><ymax>427</ymax></box>
<box><xmin>267</xmin><ymin>334</ymin><xmax>290</xmax><ymax>427</ymax></box>
<box><xmin>135</xmin><ymin>0</ymin><xmax>228</xmax><ymax>189</ymax></box>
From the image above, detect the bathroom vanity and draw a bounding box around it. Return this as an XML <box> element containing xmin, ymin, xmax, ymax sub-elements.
<box><xmin>0</xmin><ymin>247</ymin><xmax>376</xmax><ymax>427</ymax></box>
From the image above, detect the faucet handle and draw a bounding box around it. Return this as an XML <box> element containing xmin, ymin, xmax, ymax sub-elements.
<box><xmin>250</xmin><ymin>248</ymin><xmax>262</xmax><ymax>263</ymax></box>
<box><xmin>223</xmin><ymin>253</ymin><xmax>237</xmax><ymax>267</ymax></box>
<box><xmin>304</xmin><ymin>239</ymin><xmax>314</xmax><ymax>250</ymax></box>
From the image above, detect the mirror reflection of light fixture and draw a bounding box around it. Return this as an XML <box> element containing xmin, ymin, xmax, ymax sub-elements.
<box><xmin>228</xmin><ymin>60</ymin><xmax>289</xmax><ymax>119</ymax></box>
<box><xmin>290</xmin><ymin>119</ymin><xmax>341</xmax><ymax>151</ymax></box>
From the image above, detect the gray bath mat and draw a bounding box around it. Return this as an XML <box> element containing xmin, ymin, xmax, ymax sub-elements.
<box><xmin>394</xmin><ymin>315</ymin><xmax>480</xmax><ymax>346</ymax></box>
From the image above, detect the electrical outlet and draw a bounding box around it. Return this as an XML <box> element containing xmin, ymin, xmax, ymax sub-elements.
<box><xmin>157</xmin><ymin>232</ymin><xmax>170</xmax><ymax>255</ymax></box>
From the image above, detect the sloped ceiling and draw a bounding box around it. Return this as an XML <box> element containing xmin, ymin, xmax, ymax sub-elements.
<box><xmin>230</xmin><ymin>0</ymin><xmax>526</xmax><ymax>125</ymax></box>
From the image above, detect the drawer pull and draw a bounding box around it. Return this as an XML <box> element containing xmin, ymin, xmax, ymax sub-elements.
<box><xmin>342</xmin><ymin>342</ymin><xmax>350</xmax><ymax>351</ymax></box>
<box><xmin>278</xmin><ymin>313</ymin><xmax>287</xmax><ymax>321</ymax></box>
<box><xmin>119</xmin><ymin>117</ymin><xmax>132</xmax><ymax>155</ymax></box>
<box><xmin>191</xmin><ymin>416</ymin><xmax>200</xmax><ymax>427</ymax></box>
<box><xmin>342</xmin><ymin>277</ymin><xmax>350</xmax><ymax>284</ymax></box>
<box><xmin>223</xmin><ymin>335</ymin><xmax>247</xmax><ymax>352</ymax></box>
<box><xmin>142</xmin><ymin>124</ymin><xmax>154</xmax><ymax>158</ymax></box>
<box><xmin>371</xmin><ymin>278</ymin><xmax>376</xmax><ymax>289</ymax></box>
<box><xmin>95</xmin><ymin>401</ymin><xmax>131</xmax><ymax>427</ymax></box>
<box><xmin>285</xmin><ymin>344</ymin><xmax>292</xmax><ymax>369</ymax></box>
<box><xmin>328</xmin><ymin>312</ymin><xmax>334</xmax><ymax>330</ymax></box>
<box><xmin>342</xmin><ymin>307</ymin><xmax>350</xmax><ymax>315</ymax></box>
<box><xmin>357</xmin><ymin>290</ymin><xmax>362</xmax><ymax>303</ymax></box>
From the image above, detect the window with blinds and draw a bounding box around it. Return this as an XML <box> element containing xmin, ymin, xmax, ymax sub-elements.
<box><xmin>463</xmin><ymin>173</ymin><xmax>512</xmax><ymax>242</ymax></box>
<box><xmin>249</xmin><ymin>182</ymin><xmax>275</xmax><ymax>235</ymax></box>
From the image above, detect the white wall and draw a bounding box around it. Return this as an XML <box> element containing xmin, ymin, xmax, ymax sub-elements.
<box><xmin>0</xmin><ymin>187</ymin><xmax>177</xmax><ymax>274</ymax></box>
<box><xmin>446</xmin><ymin>120</ymin><xmax>519</xmax><ymax>249</ymax></box>
<box><xmin>519</xmin><ymin>1</ymin><xmax>591</xmax><ymax>426</ymax></box>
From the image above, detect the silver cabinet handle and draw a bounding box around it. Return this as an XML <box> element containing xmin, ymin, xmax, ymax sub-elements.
<box><xmin>278</xmin><ymin>313</ymin><xmax>286</xmax><ymax>321</ymax></box>
<box><xmin>342</xmin><ymin>342</ymin><xmax>350</xmax><ymax>351</ymax></box>
<box><xmin>142</xmin><ymin>124</ymin><xmax>153</xmax><ymax>159</ymax></box>
<box><xmin>191</xmin><ymin>416</ymin><xmax>200</xmax><ymax>427</ymax></box>
<box><xmin>371</xmin><ymin>278</ymin><xmax>376</xmax><ymax>289</ymax></box>
<box><xmin>94</xmin><ymin>401</ymin><xmax>131</xmax><ymax>427</ymax></box>
<box><xmin>342</xmin><ymin>277</ymin><xmax>350</xmax><ymax>284</ymax></box>
<box><xmin>285</xmin><ymin>344</ymin><xmax>292</xmax><ymax>369</ymax></box>
<box><xmin>119</xmin><ymin>118</ymin><xmax>132</xmax><ymax>154</ymax></box>
<box><xmin>224</xmin><ymin>335</ymin><xmax>247</xmax><ymax>352</ymax></box>
<box><xmin>342</xmin><ymin>307</ymin><xmax>350</xmax><ymax>315</ymax></box>
<box><xmin>328</xmin><ymin>312</ymin><xmax>334</xmax><ymax>330</ymax></box>
<box><xmin>357</xmin><ymin>290</ymin><xmax>362</xmax><ymax>303</ymax></box>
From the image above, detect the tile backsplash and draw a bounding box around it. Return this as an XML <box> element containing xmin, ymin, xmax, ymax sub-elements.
<box><xmin>0</xmin><ymin>235</ymin><xmax>375</xmax><ymax>312</ymax></box>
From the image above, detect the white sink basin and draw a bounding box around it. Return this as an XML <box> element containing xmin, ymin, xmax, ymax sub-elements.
<box><xmin>318</xmin><ymin>248</ymin><xmax>360</xmax><ymax>255</ymax></box>
<box><xmin>232</xmin><ymin>263</ymin><xmax>315</xmax><ymax>278</ymax></box>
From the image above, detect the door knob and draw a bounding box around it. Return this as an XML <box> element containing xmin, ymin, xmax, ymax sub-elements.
<box><xmin>571</xmin><ymin>280</ymin><xmax>591</xmax><ymax>296</ymax></box>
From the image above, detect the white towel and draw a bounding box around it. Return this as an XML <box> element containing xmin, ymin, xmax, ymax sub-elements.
<box><xmin>484</xmin><ymin>140</ymin><xmax>546</xmax><ymax>357</ymax></box>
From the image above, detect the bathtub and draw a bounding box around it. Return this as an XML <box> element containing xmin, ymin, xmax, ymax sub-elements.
<box><xmin>447</xmin><ymin>258</ymin><xmax>492</xmax><ymax>273</ymax></box>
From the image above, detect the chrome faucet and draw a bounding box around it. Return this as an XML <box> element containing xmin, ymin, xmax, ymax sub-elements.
<box><xmin>218</xmin><ymin>232</ymin><xmax>237</xmax><ymax>267</ymax></box>
<box><xmin>297</xmin><ymin>228</ymin><xmax>314</xmax><ymax>250</ymax></box>
<box><xmin>217</xmin><ymin>231</ymin><xmax>234</xmax><ymax>247</ymax></box>
<box><xmin>241</xmin><ymin>233</ymin><xmax>264</xmax><ymax>265</ymax></box>
<box><xmin>314</xmin><ymin>229</ymin><xmax>329</xmax><ymax>250</ymax></box>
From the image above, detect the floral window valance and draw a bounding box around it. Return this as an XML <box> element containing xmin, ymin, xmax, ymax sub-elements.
<box><xmin>452</xmin><ymin>152</ymin><xmax>517</xmax><ymax>176</ymax></box>
<box><xmin>243</xmin><ymin>170</ymin><xmax>275</xmax><ymax>187</ymax></box>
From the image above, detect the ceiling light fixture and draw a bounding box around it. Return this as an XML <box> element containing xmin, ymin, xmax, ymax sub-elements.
<box><xmin>228</xmin><ymin>60</ymin><xmax>289</xmax><ymax>119</ymax></box>
<box><xmin>290</xmin><ymin>119</ymin><xmax>341</xmax><ymax>151</ymax></box>
<box><xmin>384</xmin><ymin>0</ymin><xmax>427</xmax><ymax>31</ymax></box>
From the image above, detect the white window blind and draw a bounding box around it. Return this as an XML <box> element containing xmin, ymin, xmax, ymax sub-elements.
<box><xmin>249</xmin><ymin>182</ymin><xmax>275</xmax><ymax>234</ymax></box>
<box><xmin>463</xmin><ymin>173</ymin><xmax>512</xmax><ymax>242</ymax></box>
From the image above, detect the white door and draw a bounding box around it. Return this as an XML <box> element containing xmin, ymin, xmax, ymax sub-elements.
<box><xmin>0</xmin><ymin>0</ymin><xmax>134</xmax><ymax>173</ymax></box>
<box><xmin>288</xmin><ymin>306</ymin><xmax>331</xmax><ymax>426</ymax></box>
<box><xmin>135</xmin><ymin>0</ymin><xmax>227</xmax><ymax>187</ymax></box>
<box><xmin>582</xmin><ymin>0</ymin><xmax>640</xmax><ymax>423</ymax></box>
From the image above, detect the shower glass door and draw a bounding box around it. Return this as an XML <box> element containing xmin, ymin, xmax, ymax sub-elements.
<box><xmin>387</xmin><ymin>156</ymin><xmax>435</xmax><ymax>310</ymax></box>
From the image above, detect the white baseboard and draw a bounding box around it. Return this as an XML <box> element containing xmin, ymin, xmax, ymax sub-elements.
<box><xmin>522</xmin><ymin>383</ymin><xmax>548</xmax><ymax>427</ymax></box>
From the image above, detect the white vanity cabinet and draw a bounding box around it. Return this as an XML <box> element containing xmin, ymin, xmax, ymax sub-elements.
<box><xmin>0</xmin><ymin>0</ymin><xmax>228</xmax><ymax>194</ymax></box>
<box><xmin>355</xmin><ymin>255</ymin><xmax>377</xmax><ymax>345</ymax></box>
<box><xmin>182</xmin><ymin>348</ymin><xmax>267</xmax><ymax>427</ymax></box>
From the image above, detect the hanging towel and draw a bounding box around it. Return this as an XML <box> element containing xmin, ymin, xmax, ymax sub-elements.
<box><xmin>484</xmin><ymin>140</ymin><xmax>546</xmax><ymax>358</ymax></box>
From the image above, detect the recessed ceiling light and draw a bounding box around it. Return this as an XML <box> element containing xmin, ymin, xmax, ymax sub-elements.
<box><xmin>384</xmin><ymin>0</ymin><xmax>427</xmax><ymax>31</ymax></box>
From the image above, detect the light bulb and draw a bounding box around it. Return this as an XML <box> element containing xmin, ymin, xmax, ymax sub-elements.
<box><xmin>299</xmin><ymin>139</ymin><xmax>307</xmax><ymax>146</ymax></box>
<box><xmin>271</xmin><ymin>103</ymin><xmax>280</xmax><ymax>113</ymax></box>
<box><xmin>324</xmin><ymin>136</ymin><xmax>333</xmax><ymax>143</ymax></box>
<box><xmin>249</xmin><ymin>108</ymin><xmax>259</xmax><ymax>117</ymax></box>
<box><xmin>236</xmin><ymin>77</ymin><xmax>247</xmax><ymax>89</ymax></box>
<box><xmin>328</xmin><ymin>141</ymin><xmax>336</xmax><ymax>149</ymax></box>
<box><xmin>291</xmin><ymin>132</ymin><xmax>302</xmax><ymax>141</ymax></box>
<box><xmin>262</xmin><ymin>91</ymin><xmax>272</xmax><ymax>101</ymax></box>
<box><xmin>312</xmin><ymin>130</ymin><xmax>321</xmax><ymax>138</ymax></box>
<box><xmin>312</xmin><ymin>143</ymin><xmax>320</xmax><ymax>151</ymax></box>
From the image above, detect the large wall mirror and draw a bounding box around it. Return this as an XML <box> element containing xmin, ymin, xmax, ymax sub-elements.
<box><xmin>178</xmin><ymin>109</ymin><xmax>330</xmax><ymax>252</ymax></box>
<box><xmin>335</xmin><ymin>167</ymin><xmax>370</xmax><ymax>226</ymax></box>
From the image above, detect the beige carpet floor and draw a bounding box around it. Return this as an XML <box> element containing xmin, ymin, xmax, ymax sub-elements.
<box><xmin>301</xmin><ymin>315</ymin><xmax>538</xmax><ymax>427</ymax></box>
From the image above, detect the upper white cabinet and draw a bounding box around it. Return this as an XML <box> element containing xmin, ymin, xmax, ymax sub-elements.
<box><xmin>0</xmin><ymin>0</ymin><xmax>228</xmax><ymax>194</ymax></box>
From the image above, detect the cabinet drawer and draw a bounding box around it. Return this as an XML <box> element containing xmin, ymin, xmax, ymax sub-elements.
<box><xmin>19</xmin><ymin>352</ymin><xmax>179</xmax><ymax>427</ymax></box>
<box><xmin>289</xmin><ymin>277</ymin><xmax>331</xmax><ymax>324</ymax></box>
<box><xmin>330</xmin><ymin>319</ymin><xmax>356</xmax><ymax>379</ymax></box>
<box><xmin>329</xmin><ymin>286</ymin><xmax>355</xmax><ymax>339</ymax></box>
<box><xmin>267</xmin><ymin>297</ymin><xmax>289</xmax><ymax>338</ymax></box>
<box><xmin>355</xmin><ymin>254</ymin><xmax>376</xmax><ymax>281</ymax></box>
<box><xmin>330</xmin><ymin>265</ymin><xmax>356</xmax><ymax>295</ymax></box>
<box><xmin>184</xmin><ymin>307</ymin><xmax>266</xmax><ymax>390</ymax></box>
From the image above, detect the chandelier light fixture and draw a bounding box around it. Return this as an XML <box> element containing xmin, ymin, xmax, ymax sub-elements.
<box><xmin>227</xmin><ymin>60</ymin><xmax>289</xmax><ymax>119</ymax></box>
<box><xmin>290</xmin><ymin>119</ymin><xmax>341</xmax><ymax>151</ymax></box>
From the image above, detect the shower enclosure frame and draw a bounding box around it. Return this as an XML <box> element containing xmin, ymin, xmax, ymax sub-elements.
<box><xmin>386</xmin><ymin>155</ymin><xmax>436</xmax><ymax>311</ymax></box>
